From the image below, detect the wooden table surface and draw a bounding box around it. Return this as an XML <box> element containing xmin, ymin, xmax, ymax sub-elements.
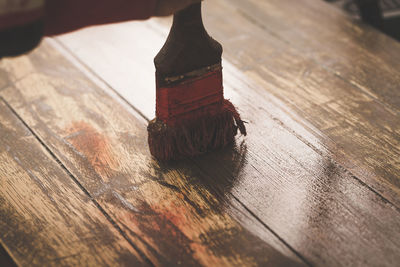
<box><xmin>1</xmin><ymin>0</ymin><xmax>400</xmax><ymax>266</ymax></box>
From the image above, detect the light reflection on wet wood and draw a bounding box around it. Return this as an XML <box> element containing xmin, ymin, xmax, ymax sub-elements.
<box><xmin>52</xmin><ymin>1</ymin><xmax>400</xmax><ymax>265</ymax></box>
<box><xmin>0</xmin><ymin>42</ymin><xmax>305</xmax><ymax>267</ymax></box>
<box><xmin>203</xmin><ymin>0</ymin><xmax>400</xmax><ymax>207</ymax></box>
<box><xmin>0</xmin><ymin>0</ymin><xmax>399</xmax><ymax>265</ymax></box>
<box><xmin>57</xmin><ymin>0</ymin><xmax>400</xmax><ymax>208</ymax></box>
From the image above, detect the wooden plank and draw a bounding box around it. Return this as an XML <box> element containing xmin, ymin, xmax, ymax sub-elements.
<box><xmin>2</xmin><ymin>35</ymin><xmax>400</xmax><ymax>267</ymax></box>
<box><xmin>191</xmin><ymin>67</ymin><xmax>400</xmax><ymax>266</ymax></box>
<box><xmin>0</xmin><ymin>100</ymin><xmax>146</xmax><ymax>266</ymax></box>
<box><xmin>55</xmin><ymin>0</ymin><xmax>400</xmax><ymax>209</ymax></box>
<box><xmin>50</xmin><ymin>4</ymin><xmax>400</xmax><ymax>267</ymax></box>
<box><xmin>203</xmin><ymin>0</ymin><xmax>400</xmax><ymax>206</ymax></box>
<box><xmin>0</xmin><ymin>42</ymin><xmax>306</xmax><ymax>267</ymax></box>
<box><xmin>232</xmin><ymin>0</ymin><xmax>400</xmax><ymax>112</ymax></box>
<box><xmin>55</xmin><ymin>22</ymin><xmax>161</xmax><ymax>118</ymax></box>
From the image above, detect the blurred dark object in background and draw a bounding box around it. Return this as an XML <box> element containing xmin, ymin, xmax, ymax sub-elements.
<box><xmin>0</xmin><ymin>20</ymin><xmax>44</xmax><ymax>59</ymax></box>
<box><xmin>325</xmin><ymin>0</ymin><xmax>400</xmax><ymax>41</ymax></box>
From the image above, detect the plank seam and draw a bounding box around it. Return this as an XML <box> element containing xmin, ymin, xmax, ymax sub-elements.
<box><xmin>230</xmin><ymin>194</ymin><xmax>314</xmax><ymax>267</ymax></box>
<box><xmin>51</xmin><ymin>34</ymin><xmax>400</xmax><ymax>262</ymax></box>
<box><xmin>231</xmin><ymin>9</ymin><xmax>400</xmax><ymax>210</ymax></box>
<box><xmin>236</xmin><ymin>8</ymin><xmax>400</xmax><ymax>116</ymax></box>
<box><xmin>269</xmin><ymin>115</ymin><xmax>400</xmax><ymax>213</ymax></box>
<box><xmin>0</xmin><ymin>97</ymin><xmax>155</xmax><ymax>267</ymax></box>
<box><xmin>52</xmin><ymin>38</ymin><xmax>151</xmax><ymax>123</ymax></box>
<box><xmin>50</xmin><ymin>37</ymin><xmax>314</xmax><ymax>265</ymax></box>
<box><xmin>189</xmin><ymin>159</ymin><xmax>313</xmax><ymax>267</ymax></box>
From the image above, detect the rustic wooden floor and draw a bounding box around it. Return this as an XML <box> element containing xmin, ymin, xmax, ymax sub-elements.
<box><xmin>1</xmin><ymin>0</ymin><xmax>400</xmax><ymax>266</ymax></box>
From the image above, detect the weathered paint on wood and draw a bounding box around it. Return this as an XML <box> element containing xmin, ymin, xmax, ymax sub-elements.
<box><xmin>1</xmin><ymin>36</ymin><xmax>400</xmax><ymax>266</ymax></box>
<box><xmin>56</xmin><ymin>0</ymin><xmax>400</xmax><ymax>209</ymax></box>
<box><xmin>206</xmin><ymin>0</ymin><xmax>400</xmax><ymax>209</ymax></box>
<box><xmin>234</xmin><ymin>0</ymin><xmax>400</xmax><ymax>112</ymax></box>
<box><xmin>0</xmin><ymin>42</ymin><xmax>305</xmax><ymax>267</ymax></box>
<box><xmin>50</xmin><ymin>1</ymin><xmax>400</xmax><ymax>266</ymax></box>
<box><xmin>0</xmin><ymin>100</ymin><xmax>146</xmax><ymax>266</ymax></box>
<box><xmin>0</xmin><ymin>0</ymin><xmax>399</xmax><ymax>265</ymax></box>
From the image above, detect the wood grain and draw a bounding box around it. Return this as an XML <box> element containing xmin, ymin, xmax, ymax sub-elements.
<box><xmin>1</xmin><ymin>0</ymin><xmax>399</xmax><ymax>265</ymax></box>
<box><xmin>0</xmin><ymin>100</ymin><xmax>146</xmax><ymax>266</ymax></box>
<box><xmin>48</xmin><ymin>1</ymin><xmax>400</xmax><ymax>266</ymax></box>
<box><xmin>234</xmin><ymin>0</ymin><xmax>400</xmax><ymax>112</ymax></box>
<box><xmin>55</xmin><ymin>0</ymin><xmax>400</xmax><ymax>209</ymax></box>
<box><xmin>0</xmin><ymin>42</ymin><xmax>305</xmax><ymax>267</ymax></box>
<box><xmin>1</xmin><ymin>36</ymin><xmax>400</xmax><ymax>266</ymax></box>
<box><xmin>204</xmin><ymin>0</ymin><xmax>400</xmax><ymax>207</ymax></box>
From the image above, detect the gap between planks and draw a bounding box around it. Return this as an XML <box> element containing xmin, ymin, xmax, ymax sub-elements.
<box><xmin>0</xmin><ymin>3</ymin><xmax>398</xmax><ymax>264</ymax></box>
<box><xmin>48</xmin><ymin>39</ymin><xmax>311</xmax><ymax>266</ymax></box>
<box><xmin>51</xmin><ymin>35</ymin><xmax>400</xmax><ymax>265</ymax></box>
<box><xmin>49</xmin><ymin>15</ymin><xmax>400</xmax><ymax>264</ymax></box>
<box><xmin>50</xmin><ymin>28</ymin><xmax>400</xmax><ymax>265</ymax></box>
<box><xmin>0</xmin><ymin>40</ymin><xmax>308</xmax><ymax>266</ymax></box>
<box><xmin>50</xmin><ymin>27</ymin><xmax>400</xmax><ymax>215</ymax></box>
<box><xmin>53</xmin><ymin>4</ymin><xmax>400</xmax><ymax>211</ymax></box>
<box><xmin>0</xmin><ymin>96</ymin><xmax>155</xmax><ymax>267</ymax></box>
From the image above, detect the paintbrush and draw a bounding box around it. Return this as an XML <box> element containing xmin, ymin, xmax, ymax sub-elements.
<box><xmin>147</xmin><ymin>2</ymin><xmax>246</xmax><ymax>161</ymax></box>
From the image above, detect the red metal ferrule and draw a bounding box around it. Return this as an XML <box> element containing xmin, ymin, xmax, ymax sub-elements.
<box><xmin>156</xmin><ymin>69</ymin><xmax>224</xmax><ymax>125</ymax></box>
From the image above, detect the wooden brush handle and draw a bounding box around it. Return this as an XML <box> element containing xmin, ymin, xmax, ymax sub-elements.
<box><xmin>154</xmin><ymin>2</ymin><xmax>223</xmax><ymax>84</ymax></box>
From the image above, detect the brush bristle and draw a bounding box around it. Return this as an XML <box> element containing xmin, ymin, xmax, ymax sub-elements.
<box><xmin>147</xmin><ymin>100</ymin><xmax>246</xmax><ymax>161</ymax></box>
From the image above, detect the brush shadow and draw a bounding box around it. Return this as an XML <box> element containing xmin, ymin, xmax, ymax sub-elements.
<box><xmin>192</xmin><ymin>140</ymin><xmax>248</xmax><ymax>208</ymax></box>
<box><xmin>150</xmin><ymin>141</ymin><xmax>306</xmax><ymax>266</ymax></box>
<box><xmin>155</xmin><ymin>140</ymin><xmax>248</xmax><ymax>212</ymax></box>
